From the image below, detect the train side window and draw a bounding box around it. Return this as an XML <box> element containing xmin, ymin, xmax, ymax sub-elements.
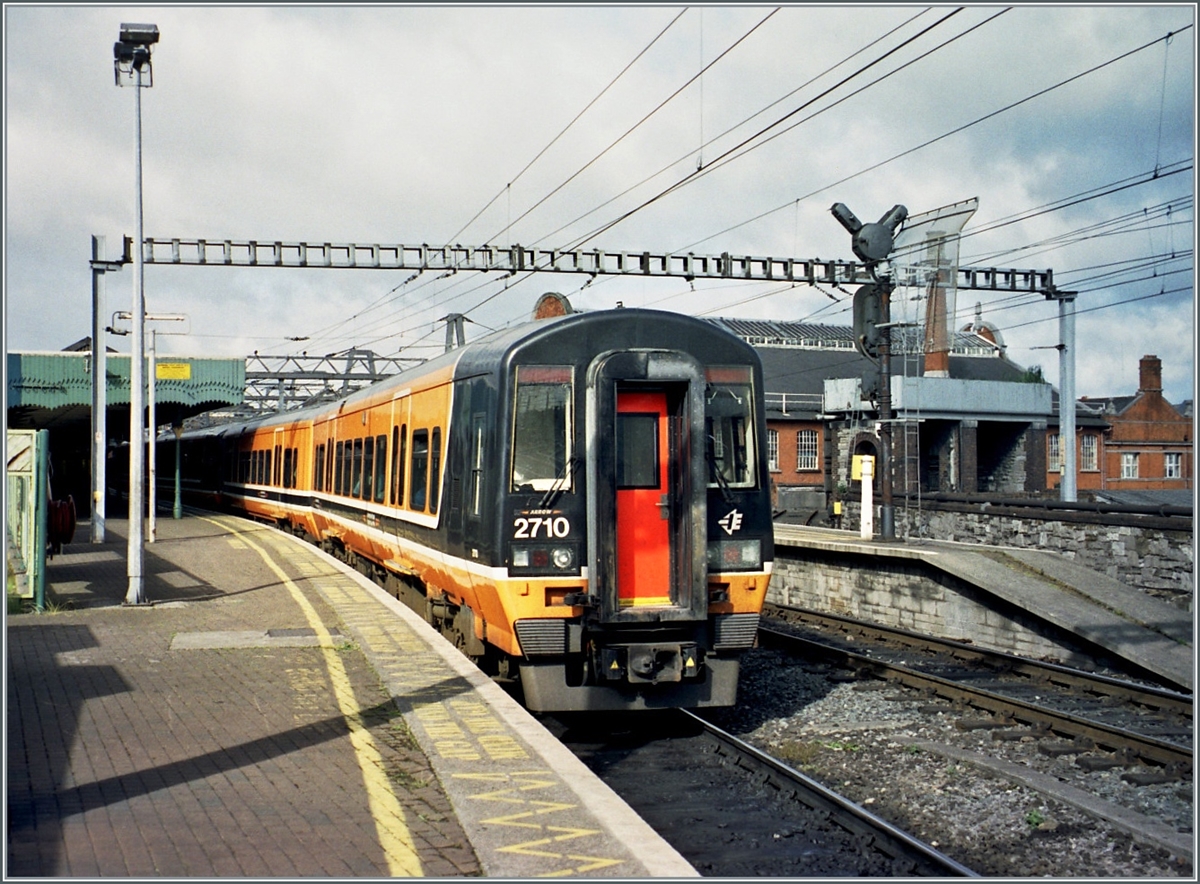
<box><xmin>265</xmin><ymin>450</ymin><xmax>273</xmax><ymax>486</ymax></box>
<box><xmin>274</xmin><ymin>445</ymin><xmax>282</xmax><ymax>486</ymax></box>
<box><xmin>363</xmin><ymin>436</ymin><xmax>374</xmax><ymax>501</ymax></box>
<box><xmin>352</xmin><ymin>438</ymin><xmax>364</xmax><ymax>498</ymax></box>
<box><xmin>704</xmin><ymin>367</ymin><xmax>757</xmax><ymax>489</ymax></box>
<box><xmin>289</xmin><ymin>448</ymin><xmax>298</xmax><ymax>489</ymax></box>
<box><xmin>395</xmin><ymin>425</ymin><xmax>408</xmax><ymax>507</ymax></box>
<box><xmin>390</xmin><ymin>427</ymin><xmax>399</xmax><ymax>504</ymax></box>
<box><xmin>314</xmin><ymin>444</ymin><xmax>325</xmax><ymax>490</ymax></box>
<box><xmin>334</xmin><ymin>441</ymin><xmax>345</xmax><ymax>495</ymax></box>
<box><xmin>410</xmin><ymin>429</ymin><xmax>429</xmax><ymax>511</ymax></box>
<box><xmin>469</xmin><ymin>415</ymin><xmax>486</xmax><ymax>517</ymax></box>
<box><xmin>325</xmin><ymin>442</ymin><xmax>334</xmax><ymax>493</ymax></box>
<box><xmin>283</xmin><ymin>448</ymin><xmax>294</xmax><ymax>489</ymax></box>
<box><xmin>429</xmin><ymin>427</ymin><xmax>442</xmax><ymax>515</ymax></box>
<box><xmin>511</xmin><ymin>365</ymin><xmax>573</xmax><ymax>492</ymax></box>
<box><xmin>374</xmin><ymin>434</ymin><xmax>387</xmax><ymax>503</ymax></box>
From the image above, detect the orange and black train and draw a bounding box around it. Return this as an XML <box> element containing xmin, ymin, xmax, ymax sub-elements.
<box><xmin>172</xmin><ymin>307</ymin><xmax>774</xmax><ymax>712</ymax></box>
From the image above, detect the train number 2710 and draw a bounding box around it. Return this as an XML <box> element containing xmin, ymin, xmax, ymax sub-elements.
<box><xmin>513</xmin><ymin>516</ymin><xmax>570</xmax><ymax>539</ymax></box>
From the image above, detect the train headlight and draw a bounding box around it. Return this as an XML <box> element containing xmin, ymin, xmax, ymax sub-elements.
<box><xmin>706</xmin><ymin>539</ymin><xmax>761</xmax><ymax>571</ymax></box>
<box><xmin>510</xmin><ymin>544</ymin><xmax>579</xmax><ymax>575</ymax></box>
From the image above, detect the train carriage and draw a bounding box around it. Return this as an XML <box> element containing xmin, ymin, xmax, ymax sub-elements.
<box><xmin>179</xmin><ymin>307</ymin><xmax>773</xmax><ymax>712</ymax></box>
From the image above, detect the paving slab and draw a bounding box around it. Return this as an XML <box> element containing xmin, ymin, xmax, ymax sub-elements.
<box><xmin>6</xmin><ymin>514</ymin><xmax>696</xmax><ymax>878</ymax></box>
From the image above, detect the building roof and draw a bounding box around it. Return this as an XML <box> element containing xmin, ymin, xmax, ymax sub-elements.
<box><xmin>704</xmin><ymin>318</ymin><xmax>1034</xmax><ymax>419</ymax></box>
<box><xmin>6</xmin><ymin>351</ymin><xmax>245</xmax><ymax>430</ymax></box>
<box><xmin>704</xmin><ymin>317</ymin><xmax>998</xmax><ymax>357</ymax></box>
<box><xmin>1093</xmin><ymin>489</ymin><xmax>1194</xmax><ymax>509</ymax></box>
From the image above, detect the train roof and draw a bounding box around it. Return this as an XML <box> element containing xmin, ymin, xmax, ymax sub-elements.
<box><xmin>200</xmin><ymin>308</ymin><xmax>758</xmax><ymax>436</ymax></box>
<box><xmin>452</xmin><ymin>307</ymin><xmax>759</xmax><ymax>377</ymax></box>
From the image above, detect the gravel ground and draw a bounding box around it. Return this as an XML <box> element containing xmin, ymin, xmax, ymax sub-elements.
<box><xmin>707</xmin><ymin>646</ymin><xmax>1195</xmax><ymax>877</ymax></box>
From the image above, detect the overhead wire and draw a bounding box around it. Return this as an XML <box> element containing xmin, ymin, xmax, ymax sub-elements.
<box><xmin>293</xmin><ymin>15</ymin><xmax>1192</xmax><ymax>366</ymax></box>
<box><xmin>372</xmin><ymin>7</ymin><xmax>791</xmax><ymax>339</ymax></box>
<box><xmin>295</xmin><ymin>8</ymin><xmax>695</xmax><ymax>355</ymax></box>
<box><xmin>479</xmin><ymin>7</ymin><xmax>782</xmax><ymax>248</ymax></box>
<box><xmin>441</xmin><ymin>6</ymin><xmax>689</xmax><ymax>247</ymax></box>
<box><xmin>680</xmin><ymin>26</ymin><xmax>1192</xmax><ymax>254</ymax></box>
<box><xmin>563</xmin><ymin>7</ymin><xmax>980</xmax><ymax>251</ymax></box>
<box><xmin>525</xmin><ymin>7</ymin><xmax>936</xmax><ymax>249</ymax></box>
<box><xmin>490</xmin><ymin>7</ymin><xmax>982</xmax><ymax>319</ymax></box>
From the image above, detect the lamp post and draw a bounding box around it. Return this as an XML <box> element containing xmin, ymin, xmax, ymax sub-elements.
<box><xmin>114</xmin><ymin>22</ymin><xmax>158</xmax><ymax>605</ymax></box>
<box><xmin>89</xmin><ymin>235</ymin><xmax>129</xmax><ymax>544</ymax></box>
<box><xmin>112</xmin><ymin>310</ymin><xmax>186</xmax><ymax>542</ymax></box>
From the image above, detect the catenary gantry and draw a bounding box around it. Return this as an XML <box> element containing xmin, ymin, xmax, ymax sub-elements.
<box><xmin>140</xmin><ymin>237</ymin><xmax>1054</xmax><ymax>294</ymax></box>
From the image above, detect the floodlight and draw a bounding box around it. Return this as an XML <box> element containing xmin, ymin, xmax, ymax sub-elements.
<box><xmin>119</xmin><ymin>23</ymin><xmax>159</xmax><ymax>45</ymax></box>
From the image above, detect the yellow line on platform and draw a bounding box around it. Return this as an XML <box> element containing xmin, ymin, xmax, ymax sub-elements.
<box><xmin>200</xmin><ymin>516</ymin><xmax>423</xmax><ymax>876</ymax></box>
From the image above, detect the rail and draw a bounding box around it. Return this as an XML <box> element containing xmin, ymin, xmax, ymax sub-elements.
<box><xmin>683</xmin><ymin>710</ymin><xmax>979</xmax><ymax>877</ymax></box>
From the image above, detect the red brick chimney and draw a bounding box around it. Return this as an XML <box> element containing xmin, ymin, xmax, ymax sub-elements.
<box><xmin>923</xmin><ymin>269</ymin><xmax>951</xmax><ymax>377</ymax></box>
<box><xmin>1138</xmin><ymin>355</ymin><xmax>1162</xmax><ymax>393</ymax></box>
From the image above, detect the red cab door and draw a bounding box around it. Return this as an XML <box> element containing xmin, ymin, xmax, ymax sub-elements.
<box><xmin>615</xmin><ymin>389</ymin><xmax>671</xmax><ymax>607</ymax></box>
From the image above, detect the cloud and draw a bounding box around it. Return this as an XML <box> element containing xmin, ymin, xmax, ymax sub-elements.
<box><xmin>5</xmin><ymin>5</ymin><xmax>1195</xmax><ymax>404</ymax></box>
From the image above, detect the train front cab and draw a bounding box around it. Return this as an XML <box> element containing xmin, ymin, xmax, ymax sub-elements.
<box><xmin>512</xmin><ymin>340</ymin><xmax>771</xmax><ymax>712</ymax></box>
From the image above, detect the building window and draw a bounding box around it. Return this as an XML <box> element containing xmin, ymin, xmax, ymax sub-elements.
<box><xmin>1048</xmin><ymin>433</ymin><xmax>1061</xmax><ymax>472</ymax></box>
<box><xmin>767</xmin><ymin>429</ymin><xmax>779</xmax><ymax>472</ymax></box>
<box><xmin>1080</xmin><ymin>434</ymin><xmax>1097</xmax><ymax>472</ymax></box>
<box><xmin>1165</xmin><ymin>452</ymin><xmax>1182</xmax><ymax>479</ymax></box>
<box><xmin>1121</xmin><ymin>452</ymin><xmax>1139</xmax><ymax>479</ymax></box>
<box><xmin>796</xmin><ymin>429</ymin><xmax>818</xmax><ymax>472</ymax></box>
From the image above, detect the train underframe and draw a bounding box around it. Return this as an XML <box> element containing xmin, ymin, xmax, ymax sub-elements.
<box><xmin>304</xmin><ymin>527</ymin><xmax>747</xmax><ymax>712</ymax></box>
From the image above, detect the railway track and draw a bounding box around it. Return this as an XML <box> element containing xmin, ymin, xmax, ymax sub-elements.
<box><xmin>762</xmin><ymin>604</ymin><xmax>1193</xmax><ymax>773</ymax></box>
<box><xmin>541</xmin><ymin>709</ymin><xmax>976</xmax><ymax>877</ymax></box>
<box><xmin>703</xmin><ymin>606</ymin><xmax>1194</xmax><ymax>873</ymax></box>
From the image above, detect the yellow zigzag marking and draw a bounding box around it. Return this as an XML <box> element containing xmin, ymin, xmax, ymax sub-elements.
<box><xmin>497</xmin><ymin>828</ymin><xmax>607</xmax><ymax>854</ymax></box>
<box><xmin>561</xmin><ymin>855</ymin><xmax>625</xmax><ymax>874</ymax></box>
<box><xmin>482</xmin><ymin>808</ymin><xmax>590</xmax><ymax>828</ymax></box>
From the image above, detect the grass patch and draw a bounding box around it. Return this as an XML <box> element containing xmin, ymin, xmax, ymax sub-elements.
<box><xmin>7</xmin><ymin>593</ymin><xmax>72</xmax><ymax>614</ymax></box>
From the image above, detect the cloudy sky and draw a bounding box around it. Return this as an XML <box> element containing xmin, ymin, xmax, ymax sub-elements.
<box><xmin>5</xmin><ymin>4</ymin><xmax>1195</xmax><ymax>403</ymax></box>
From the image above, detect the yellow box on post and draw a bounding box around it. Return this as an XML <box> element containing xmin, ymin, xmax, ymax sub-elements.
<box><xmin>851</xmin><ymin>454</ymin><xmax>874</xmax><ymax>481</ymax></box>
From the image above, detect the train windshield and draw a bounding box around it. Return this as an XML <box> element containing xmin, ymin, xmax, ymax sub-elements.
<box><xmin>511</xmin><ymin>365</ymin><xmax>574</xmax><ymax>492</ymax></box>
<box><xmin>705</xmin><ymin>366</ymin><xmax>757</xmax><ymax>489</ymax></box>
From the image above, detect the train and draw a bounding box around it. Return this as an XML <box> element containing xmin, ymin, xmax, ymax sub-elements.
<box><xmin>168</xmin><ymin>305</ymin><xmax>774</xmax><ymax>712</ymax></box>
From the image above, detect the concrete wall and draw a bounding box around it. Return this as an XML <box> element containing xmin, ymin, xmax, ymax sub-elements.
<box><xmin>769</xmin><ymin>548</ymin><xmax>1106</xmax><ymax>667</ymax></box>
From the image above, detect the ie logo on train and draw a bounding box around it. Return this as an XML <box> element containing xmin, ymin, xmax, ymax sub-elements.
<box><xmin>717</xmin><ymin>508</ymin><xmax>743</xmax><ymax>535</ymax></box>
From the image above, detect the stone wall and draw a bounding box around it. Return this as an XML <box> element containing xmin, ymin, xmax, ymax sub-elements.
<box><xmin>839</xmin><ymin>501</ymin><xmax>1193</xmax><ymax>609</ymax></box>
<box><xmin>769</xmin><ymin>549</ymin><xmax>1108</xmax><ymax>666</ymax></box>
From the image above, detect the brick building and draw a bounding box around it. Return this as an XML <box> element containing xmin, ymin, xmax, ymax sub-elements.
<box><xmin>1048</xmin><ymin>355</ymin><xmax>1192</xmax><ymax>493</ymax></box>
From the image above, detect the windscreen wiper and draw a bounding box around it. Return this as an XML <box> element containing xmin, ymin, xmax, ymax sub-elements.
<box><xmin>539</xmin><ymin>457</ymin><xmax>580</xmax><ymax>509</ymax></box>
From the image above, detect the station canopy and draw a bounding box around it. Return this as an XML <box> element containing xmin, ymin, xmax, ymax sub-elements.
<box><xmin>6</xmin><ymin>348</ymin><xmax>244</xmax><ymax>433</ymax></box>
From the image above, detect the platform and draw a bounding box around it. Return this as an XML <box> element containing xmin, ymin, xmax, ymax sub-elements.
<box><xmin>6</xmin><ymin>513</ymin><xmax>697</xmax><ymax>877</ymax></box>
<box><xmin>773</xmin><ymin>524</ymin><xmax>1194</xmax><ymax>691</ymax></box>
